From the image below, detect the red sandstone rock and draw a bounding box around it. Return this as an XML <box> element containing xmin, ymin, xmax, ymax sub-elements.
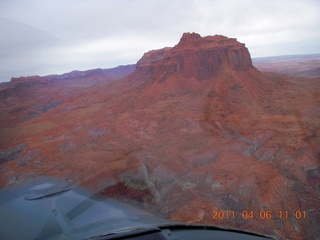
<box><xmin>134</xmin><ymin>32</ymin><xmax>253</xmax><ymax>81</ymax></box>
<box><xmin>0</xmin><ymin>33</ymin><xmax>319</xmax><ymax>240</ymax></box>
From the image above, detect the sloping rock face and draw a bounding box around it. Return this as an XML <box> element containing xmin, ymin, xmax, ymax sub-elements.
<box><xmin>0</xmin><ymin>33</ymin><xmax>319</xmax><ymax>240</ymax></box>
<box><xmin>0</xmin><ymin>65</ymin><xmax>135</xmax><ymax>127</ymax></box>
<box><xmin>134</xmin><ymin>32</ymin><xmax>253</xmax><ymax>81</ymax></box>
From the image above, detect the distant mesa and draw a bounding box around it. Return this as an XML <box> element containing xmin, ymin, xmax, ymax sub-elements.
<box><xmin>9</xmin><ymin>65</ymin><xmax>136</xmax><ymax>85</ymax></box>
<box><xmin>1</xmin><ymin>32</ymin><xmax>320</xmax><ymax>240</ymax></box>
<box><xmin>8</xmin><ymin>32</ymin><xmax>253</xmax><ymax>84</ymax></box>
<box><xmin>133</xmin><ymin>32</ymin><xmax>254</xmax><ymax>81</ymax></box>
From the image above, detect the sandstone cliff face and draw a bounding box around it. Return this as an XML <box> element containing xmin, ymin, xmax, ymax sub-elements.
<box><xmin>0</xmin><ymin>33</ymin><xmax>319</xmax><ymax>240</ymax></box>
<box><xmin>134</xmin><ymin>32</ymin><xmax>253</xmax><ymax>81</ymax></box>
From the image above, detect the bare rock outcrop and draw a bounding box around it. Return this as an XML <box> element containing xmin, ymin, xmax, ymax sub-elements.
<box><xmin>1</xmin><ymin>32</ymin><xmax>320</xmax><ymax>240</ymax></box>
<box><xmin>133</xmin><ymin>32</ymin><xmax>253</xmax><ymax>81</ymax></box>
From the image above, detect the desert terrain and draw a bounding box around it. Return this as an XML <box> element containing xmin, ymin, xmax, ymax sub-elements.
<box><xmin>0</xmin><ymin>33</ymin><xmax>319</xmax><ymax>240</ymax></box>
<box><xmin>253</xmin><ymin>54</ymin><xmax>320</xmax><ymax>78</ymax></box>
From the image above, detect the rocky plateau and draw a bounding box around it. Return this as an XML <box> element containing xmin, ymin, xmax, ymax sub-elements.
<box><xmin>0</xmin><ymin>32</ymin><xmax>319</xmax><ymax>240</ymax></box>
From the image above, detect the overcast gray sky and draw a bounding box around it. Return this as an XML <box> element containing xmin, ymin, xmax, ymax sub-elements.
<box><xmin>0</xmin><ymin>0</ymin><xmax>319</xmax><ymax>82</ymax></box>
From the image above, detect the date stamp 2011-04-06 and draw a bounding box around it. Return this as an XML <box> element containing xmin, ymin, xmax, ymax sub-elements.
<box><xmin>212</xmin><ymin>210</ymin><xmax>307</xmax><ymax>221</ymax></box>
